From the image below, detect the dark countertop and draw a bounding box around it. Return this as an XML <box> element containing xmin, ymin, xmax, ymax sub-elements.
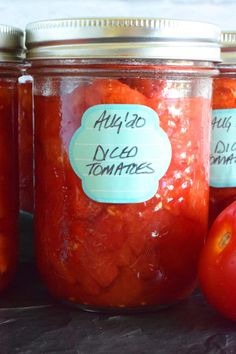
<box><xmin>0</xmin><ymin>213</ymin><xmax>235</xmax><ymax>354</ymax></box>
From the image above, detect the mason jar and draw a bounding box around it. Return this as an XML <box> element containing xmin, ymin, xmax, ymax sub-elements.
<box><xmin>18</xmin><ymin>74</ymin><xmax>33</xmax><ymax>214</ymax></box>
<box><xmin>26</xmin><ymin>18</ymin><xmax>220</xmax><ymax>311</ymax></box>
<box><xmin>0</xmin><ymin>25</ymin><xmax>24</xmax><ymax>292</ymax></box>
<box><xmin>209</xmin><ymin>32</ymin><xmax>236</xmax><ymax>225</ymax></box>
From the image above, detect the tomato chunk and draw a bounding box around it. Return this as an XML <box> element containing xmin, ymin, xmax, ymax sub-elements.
<box><xmin>35</xmin><ymin>75</ymin><xmax>210</xmax><ymax>308</ymax></box>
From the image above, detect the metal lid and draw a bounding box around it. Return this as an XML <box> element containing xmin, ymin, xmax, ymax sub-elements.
<box><xmin>0</xmin><ymin>24</ymin><xmax>24</xmax><ymax>62</ymax></box>
<box><xmin>25</xmin><ymin>18</ymin><xmax>221</xmax><ymax>62</ymax></box>
<box><xmin>221</xmin><ymin>31</ymin><xmax>236</xmax><ymax>64</ymax></box>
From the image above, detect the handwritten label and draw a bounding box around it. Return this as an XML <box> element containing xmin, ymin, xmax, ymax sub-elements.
<box><xmin>210</xmin><ymin>109</ymin><xmax>236</xmax><ymax>187</ymax></box>
<box><xmin>69</xmin><ymin>104</ymin><xmax>172</xmax><ymax>203</ymax></box>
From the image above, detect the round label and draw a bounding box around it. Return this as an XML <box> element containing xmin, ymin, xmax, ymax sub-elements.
<box><xmin>210</xmin><ymin>108</ymin><xmax>236</xmax><ymax>188</ymax></box>
<box><xmin>69</xmin><ymin>104</ymin><xmax>172</xmax><ymax>203</ymax></box>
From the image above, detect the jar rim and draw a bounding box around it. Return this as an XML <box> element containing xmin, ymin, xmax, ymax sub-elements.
<box><xmin>25</xmin><ymin>17</ymin><xmax>221</xmax><ymax>62</ymax></box>
<box><xmin>220</xmin><ymin>31</ymin><xmax>236</xmax><ymax>65</ymax></box>
<box><xmin>0</xmin><ymin>24</ymin><xmax>25</xmax><ymax>62</ymax></box>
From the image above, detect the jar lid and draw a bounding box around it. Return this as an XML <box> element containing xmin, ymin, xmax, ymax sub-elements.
<box><xmin>0</xmin><ymin>24</ymin><xmax>25</xmax><ymax>62</ymax></box>
<box><xmin>221</xmin><ymin>31</ymin><xmax>236</xmax><ymax>64</ymax></box>
<box><xmin>25</xmin><ymin>18</ymin><xmax>221</xmax><ymax>62</ymax></box>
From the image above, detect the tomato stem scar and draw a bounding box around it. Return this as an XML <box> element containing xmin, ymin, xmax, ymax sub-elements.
<box><xmin>219</xmin><ymin>232</ymin><xmax>231</xmax><ymax>249</ymax></box>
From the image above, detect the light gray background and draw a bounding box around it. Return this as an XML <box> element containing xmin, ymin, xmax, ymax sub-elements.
<box><xmin>0</xmin><ymin>0</ymin><xmax>235</xmax><ymax>31</ymax></box>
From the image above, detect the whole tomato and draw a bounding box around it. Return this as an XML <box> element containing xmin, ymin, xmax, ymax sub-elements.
<box><xmin>199</xmin><ymin>201</ymin><xmax>236</xmax><ymax>321</ymax></box>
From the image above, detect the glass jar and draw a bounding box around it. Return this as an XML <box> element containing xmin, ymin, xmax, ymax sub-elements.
<box><xmin>209</xmin><ymin>32</ymin><xmax>236</xmax><ymax>225</ymax></box>
<box><xmin>18</xmin><ymin>74</ymin><xmax>33</xmax><ymax>214</ymax></box>
<box><xmin>26</xmin><ymin>18</ymin><xmax>220</xmax><ymax>311</ymax></box>
<box><xmin>0</xmin><ymin>25</ymin><xmax>24</xmax><ymax>292</ymax></box>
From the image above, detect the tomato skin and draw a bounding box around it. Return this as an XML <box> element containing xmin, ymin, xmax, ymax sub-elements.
<box><xmin>199</xmin><ymin>200</ymin><xmax>236</xmax><ymax>321</ymax></box>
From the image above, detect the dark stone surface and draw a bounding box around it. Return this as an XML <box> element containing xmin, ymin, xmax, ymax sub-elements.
<box><xmin>1</xmin><ymin>267</ymin><xmax>236</xmax><ymax>353</ymax></box>
<box><xmin>0</xmin><ymin>213</ymin><xmax>235</xmax><ymax>353</ymax></box>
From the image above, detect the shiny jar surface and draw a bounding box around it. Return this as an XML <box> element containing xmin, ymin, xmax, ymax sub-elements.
<box><xmin>18</xmin><ymin>75</ymin><xmax>34</xmax><ymax>214</ymax></box>
<box><xmin>31</xmin><ymin>60</ymin><xmax>214</xmax><ymax>310</ymax></box>
<box><xmin>0</xmin><ymin>24</ymin><xmax>24</xmax><ymax>293</ymax></box>
<box><xmin>18</xmin><ymin>76</ymin><xmax>33</xmax><ymax>214</ymax></box>
<box><xmin>0</xmin><ymin>65</ymin><xmax>19</xmax><ymax>292</ymax></box>
<box><xmin>26</xmin><ymin>17</ymin><xmax>220</xmax><ymax>311</ymax></box>
<box><xmin>209</xmin><ymin>32</ymin><xmax>236</xmax><ymax>225</ymax></box>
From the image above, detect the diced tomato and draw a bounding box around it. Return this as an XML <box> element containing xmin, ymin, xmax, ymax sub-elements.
<box><xmin>209</xmin><ymin>76</ymin><xmax>236</xmax><ymax>225</ymax></box>
<box><xmin>212</xmin><ymin>77</ymin><xmax>236</xmax><ymax>109</ymax></box>
<box><xmin>0</xmin><ymin>80</ymin><xmax>18</xmax><ymax>292</ymax></box>
<box><xmin>18</xmin><ymin>81</ymin><xmax>33</xmax><ymax>213</ymax></box>
<box><xmin>35</xmin><ymin>75</ymin><xmax>210</xmax><ymax>308</ymax></box>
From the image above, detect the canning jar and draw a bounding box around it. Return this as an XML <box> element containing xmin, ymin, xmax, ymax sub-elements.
<box><xmin>18</xmin><ymin>74</ymin><xmax>33</xmax><ymax>214</ymax></box>
<box><xmin>26</xmin><ymin>18</ymin><xmax>220</xmax><ymax>311</ymax></box>
<box><xmin>0</xmin><ymin>25</ymin><xmax>24</xmax><ymax>292</ymax></box>
<box><xmin>209</xmin><ymin>32</ymin><xmax>236</xmax><ymax>225</ymax></box>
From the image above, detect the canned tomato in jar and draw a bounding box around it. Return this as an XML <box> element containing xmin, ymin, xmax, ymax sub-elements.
<box><xmin>0</xmin><ymin>25</ymin><xmax>24</xmax><ymax>292</ymax></box>
<box><xmin>209</xmin><ymin>32</ymin><xmax>236</xmax><ymax>225</ymax></box>
<box><xmin>18</xmin><ymin>75</ymin><xmax>33</xmax><ymax>214</ymax></box>
<box><xmin>26</xmin><ymin>18</ymin><xmax>220</xmax><ymax>311</ymax></box>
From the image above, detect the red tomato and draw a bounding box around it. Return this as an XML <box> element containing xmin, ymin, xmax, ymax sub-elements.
<box><xmin>198</xmin><ymin>200</ymin><xmax>236</xmax><ymax>321</ymax></box>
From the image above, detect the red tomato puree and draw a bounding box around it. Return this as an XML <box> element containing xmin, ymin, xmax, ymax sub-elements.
<box><xmin>0</xmin><ymin>80</ymin><xmax>18</xmax><ymax>292</ymax></box>
<box><xmin>34</xmin><ymin>77</ymin><xmax>210</xmax><ymax>308</ymax></box>
<box><xmin>18</xmin><ymin>80</ymin><xmax>33</xmax><ymax>213</ymax></box>
<box><xmin>209</xmin><ymin>77</ymin><xmax>236</xmax><ymax>225</ymax></box>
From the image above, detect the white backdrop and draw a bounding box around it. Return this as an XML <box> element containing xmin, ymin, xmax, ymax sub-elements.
<box><xmin>0</xmin><ymin>0</ymin><xmax>235</xmax><ymax>31</ymax></box>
